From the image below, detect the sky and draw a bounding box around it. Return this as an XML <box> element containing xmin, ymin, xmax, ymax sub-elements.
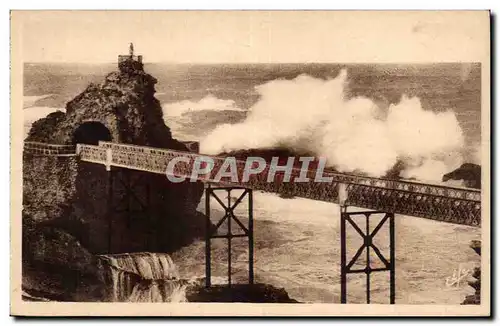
<box><xmin>13</xmin><ymin>11</ymin><xmax>488</xmax><ymax>63</ymax></box>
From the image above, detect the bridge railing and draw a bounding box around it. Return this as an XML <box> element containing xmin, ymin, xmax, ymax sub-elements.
<box><xmin>94</xmin><ymin>141</ymin><xmax>481</xmax><ymax>201</ymax></box>
<box><xmin>23</xmin><ymin>141</ymin><xmax>77</xmax><ymax>156</ymax></box>
<box><xmin>23</xmin><ymin>140</ymin><xmax>480</xmax><ymax>225</ymax></box>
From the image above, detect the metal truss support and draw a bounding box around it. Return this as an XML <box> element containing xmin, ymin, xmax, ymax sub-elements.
<box><xmin>105</xmin><ymin>166</ymin><xmax>150</xmax><ymax>253</ymax></box>
<box><xmin>205</xmin><ymin>185</ymin><xmax>254</xmax><ymax>288</ymax></box>
<box><xmin>340</xmin><ymin>207</ymin><xmax>395</xmax><ymax>304</ymax></box>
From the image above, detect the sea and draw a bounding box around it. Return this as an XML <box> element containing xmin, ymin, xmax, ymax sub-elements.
<box><xmin>22</xmin><ymin>62</ymin><xmax>482</xmax><ymax>304</ymax></box>
<box><xmin>23</xmin><ymin>62</ymin><xmax>481</xmax><ymax>158</ymax></box>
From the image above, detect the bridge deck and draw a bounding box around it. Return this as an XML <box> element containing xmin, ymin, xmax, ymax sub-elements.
<box><xmin>24</xmin><ymin>141</ymin><xmax>482</xmax><ymax>226</ymax></box>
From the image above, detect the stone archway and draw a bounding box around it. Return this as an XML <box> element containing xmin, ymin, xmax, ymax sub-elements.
<box><xmin>72</xmin><ymin>121</ymin><xmax>112</xmax><ymax>145</ymax></box>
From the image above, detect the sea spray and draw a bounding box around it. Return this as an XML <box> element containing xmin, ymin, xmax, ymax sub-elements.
<box><xmin>99</xmin><ymin>252</ymin><xmax>183</xmax><ymax>302</ymax></box>
<box><xmin>200</xmin><ymin>70</ymin><xmax>466</xmax><ymax>182</ymax></box>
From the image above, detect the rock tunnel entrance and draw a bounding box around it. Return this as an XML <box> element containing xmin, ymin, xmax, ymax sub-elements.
<box><xmin>72</xmin><ymin>121</ymin><xmax>112</xmax><ymax>145</ymax></box>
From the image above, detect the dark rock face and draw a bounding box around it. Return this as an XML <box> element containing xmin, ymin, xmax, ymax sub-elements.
<box><xmin>22</xmin><ymin>155</ymin><xmax>79</xmax><ymax>222</ymax></box>
<box><xmin>22</xmin><ymin>217</ymin><xmax>105</xmax><ymax>301</ymax></box>
<box><xmin>186</xmin><ymin>284</ymin><xmax>300</xmax><ymax>303</ymax></box>
<box><xmin>27</xmin><ymin>61</ymin><xmax>184</xmax><ymax>150</ymax></box>
<box><xmin>22</xmin><ymin>59</ymin><xmax>206</xmax><ymax>300</ymax></box>
<box><xmin>442</xmin><ymin>163</ymin><xmax>481</xmax><ymax>189</ymax></box>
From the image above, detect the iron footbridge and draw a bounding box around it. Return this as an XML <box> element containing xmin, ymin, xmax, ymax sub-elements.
<box><xmin>65</xmin><ymin>141</ymin><xmax>481</xmax><ymax>227</ymax></box>
<box><xmin>24</xmin><ymin>140</ymin><xmax>482</xmax><ymax>304</ymax></box>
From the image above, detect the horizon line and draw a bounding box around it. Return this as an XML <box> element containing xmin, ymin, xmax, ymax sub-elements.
<box><xmin>23</xmin><ymin>61</ymin><xmax>475</xmax><ymax>66</ymax></box>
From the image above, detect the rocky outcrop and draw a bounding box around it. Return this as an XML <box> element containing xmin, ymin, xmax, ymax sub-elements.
<box><xmin>27</xmin><ymin>61</ymin><xmax>184</xmax><ymax>149</ymax></box>
<box><xmin>22</xmin><ymin>216</ymin><xmax>105</xmax><ymax>301</ymax></box>
<box><xmin>220</xmin><ymin>148</ymin><xmax>314</xmax><ymax>166</ymax></box>
<box><xmin>462</xmin><ymin>240</ymin><xmax>481</xmax><ymax>305</ymax></box>
<box><xmin>219</xmin><ymin>148</ymin><xmax>407</xmax><ymax>180</ymax></box>
<box><xmin>186</xmin><ymin>284</ymin><xmax>300</xmax><ymax>303</ymax></box>
<box><xmin>22</xmin><ymin>59</ymin><xmax>207</xmax><ymax>300</ymax></box>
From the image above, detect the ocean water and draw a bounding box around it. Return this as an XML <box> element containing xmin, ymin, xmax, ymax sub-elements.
<box><xmin>170</xmin><ymin>190</ymin><xmax>481</xmax><ymax>304</ymax></box>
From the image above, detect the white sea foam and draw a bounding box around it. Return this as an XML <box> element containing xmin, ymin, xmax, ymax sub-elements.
<box><xmin>200</xmin><ymin>70</ymin><xmax>467</xmax><ymax>182</ymax></box>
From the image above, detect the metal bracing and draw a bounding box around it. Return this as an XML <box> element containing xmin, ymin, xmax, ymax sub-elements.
<box><xmin>29</xmin><ymin>139</ymin><xmax>483</xmax><ymax>303</ymax></box>
<box><xmin>105</xmin><ymin>167</ymin><xmax>150</xmax><ymax>253</ymax></box>
<box><xmin>205</xmin><ymin>185</ymin><xmax>254</xmax><ymax>288</ymax></box>
<box><xmin>75</xmin><ymin>141</ymin><xmax>481</xmax><ymax>226</ymax></box>
<box><xmin>340</xmin><ymin>207</ymin><xmax>396</xmax><ymax>304</ymax></box>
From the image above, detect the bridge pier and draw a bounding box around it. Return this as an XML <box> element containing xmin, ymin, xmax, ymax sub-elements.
<box><xmin>104</xmin><ymin>153</ymin><xmax>151</xmax><ymax>253</ymax></box>
<box><xmin>205</xmin><ymin>185</ymin><xmax>254</xmax><ymax>288</ymax></box>
<box><xmin>340</xmin><ymin>206</ymin><xmax>396</xmax><ymax>304</ymax></box>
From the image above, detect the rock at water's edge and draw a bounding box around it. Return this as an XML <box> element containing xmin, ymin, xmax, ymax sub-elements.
<box><xmin>443</xmin><ymin>163</ymin><xmax>481</xmax><ymax>189</ymax></box>
<box><xmin>22</xmin><ymin>217</ymin><xmax>105</xmax><ymax>301</ymax></box>
<box><xmin>186</xmin><ymin>283</ymin><xmax>300</xmax><ymax>303</ymax></box>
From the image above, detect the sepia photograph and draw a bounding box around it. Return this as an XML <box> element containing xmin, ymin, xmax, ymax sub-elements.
<box><xmin>9</xmin><ymin>10</ymin><xmax>490</xmax><ymax>316</ymax></box>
